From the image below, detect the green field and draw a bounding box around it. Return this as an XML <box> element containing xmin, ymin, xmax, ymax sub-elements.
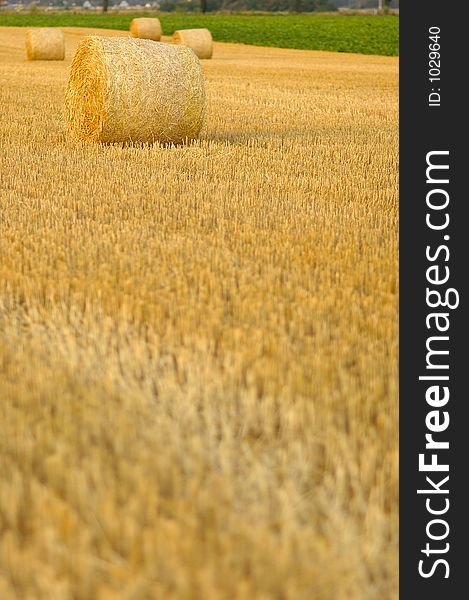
<box><xmin>0</xmin><ymin>12</ymin><xmax>398</xmax><ymax>55</ymax></box>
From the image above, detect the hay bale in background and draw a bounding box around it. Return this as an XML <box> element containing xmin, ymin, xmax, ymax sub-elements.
<box><xmin>65</xmin><ymin>37</ymin><xmax>205</xmax><ymax>144</ymax></box>
<box><xmin>25</xmin><ymin>28</ymin><xmax>65</xmax><ymax>61</ymax></box>
<box><xmin>130</xmin><ymin>18</ymin><xmax>162</xmax><ymax>41</ymax></box>
<box><xmin>173</xmin><ymin>29</ymin><xmax>213</xmax><ymax>60</ymax></box>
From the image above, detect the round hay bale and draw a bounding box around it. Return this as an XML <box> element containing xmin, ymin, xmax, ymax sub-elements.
<box><xmin>130</xmin><ymin>17</ymin><xmax>162</xmax><ymax>41</ymax></box>
<box><xmin>25</xmin><ymin>28</ymin><xmax>65</xmax><ymax>61</ymax></box>
<box><xmin>64</xmin><ymin>37</ymin><xmax>205</xmax><ymax>144</ymax></box>
<box><xmin>172</xmin><ymin>29</ymin><xmax>213</xmax><ymax>60</ymax></box>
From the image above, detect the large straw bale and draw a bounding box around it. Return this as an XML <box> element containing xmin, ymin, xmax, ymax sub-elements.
<box><xmin>172</xmin><ymin>29</ymin><xmax>213</xmax><ymax>60</ymax></box>
<box><xmin>64</xmin><ymin>36</ymin><xmax>205</xmax><ymax>144</ymax></box>
<box><xmin>25</xmin><ymin>28</ymin><xmax>65</xmax><ymax>61</ymax></box>
<box><xmin>130</xmin><ymin>18</ymin><xmax>162</xmax><ymax>41</ymax></box>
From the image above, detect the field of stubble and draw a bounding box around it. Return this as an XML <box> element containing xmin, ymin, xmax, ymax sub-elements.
<box><xmin>0</xmin><ymin>26</ymin><xmax>398</xmax><ymax>600</ymax></box>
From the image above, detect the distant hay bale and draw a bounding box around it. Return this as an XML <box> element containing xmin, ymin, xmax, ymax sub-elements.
<box><xmin>65</xmin><ymin>36</ymin><xmax>205</xmax><ymax>145</ymax></box>
<box><xmin>173</xmin><ymin>29</ymin><xmax>213</xmax><ymax>60</ymax></box>
<box><xmin>130</xmin><ymin>18</ymin><xmax>162</xmax><ymax>41</ymax></box>
<box><xmin>25</xmin><ymin>28</ymin><xmax>65</xmax><ymax>61</ymax></box>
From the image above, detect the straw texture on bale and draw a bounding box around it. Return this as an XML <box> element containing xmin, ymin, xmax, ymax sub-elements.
<box><xmin>65</xmin><ymin>37</ymin><xmax>205</xmax><ymax>144</ymax></box>
<box><xmin>173</xmin><ymin>29</ymin><xmax>213</xmax><ymax>60</ymax></box>
<box><xmin>25</xmin><ymin>28</ymin><xmax>65</xmax><ymax>61</ymax></box>
<box><xmin>130</xmin><ymin>18</ymin><xmax>162</xmax><ymax>41</ymax></box>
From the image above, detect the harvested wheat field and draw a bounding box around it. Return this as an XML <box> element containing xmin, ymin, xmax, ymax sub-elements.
<box><xmin>0</xmin><ymin>26</ymin><xmax>398</xmax><ymax>600</ymax></box>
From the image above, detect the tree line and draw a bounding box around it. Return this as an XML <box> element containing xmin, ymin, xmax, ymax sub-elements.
<box><xmin>101</xmin><ymin>0</ymin><xmax>337</xmax><ymax>13</ymax></box>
